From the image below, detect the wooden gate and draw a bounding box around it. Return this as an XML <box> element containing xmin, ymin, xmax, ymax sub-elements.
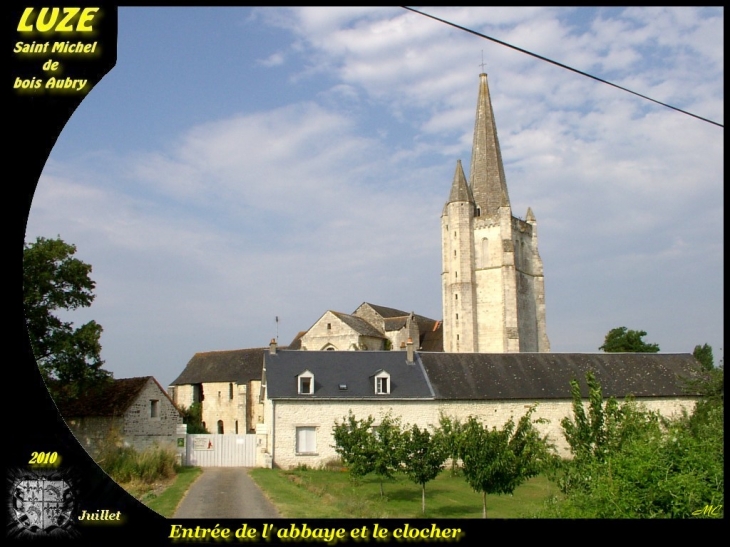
<box><xmin>185</xmin><ymin>434</ymin><xmax>257</xmax><ymax>467</ymax></box>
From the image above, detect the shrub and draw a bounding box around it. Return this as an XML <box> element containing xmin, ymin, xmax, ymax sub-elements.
<box><xmin>95</xmin><ymin>430</ymin><xmax>178</xmax><ymax>485</ymax></box>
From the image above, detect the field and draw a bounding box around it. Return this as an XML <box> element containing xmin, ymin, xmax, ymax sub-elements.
<box><xmin>248</xmin><ymin>467</ymin><xmax>557</xmax><ymax>518</ymax></box>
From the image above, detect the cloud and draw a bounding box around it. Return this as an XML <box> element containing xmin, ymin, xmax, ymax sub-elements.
<box><xmin>26</xmin><ymin>7</ymin><xmax>723</xmax><ymax>386</ymax></box>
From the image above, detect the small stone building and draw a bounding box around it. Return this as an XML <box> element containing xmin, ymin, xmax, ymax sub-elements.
<box><xmin>58</xmin><ymin>376</ymin><xmax>182</xmax><ymax>455</ymax></box>
<box><xmin>169</xmin><ymin>348</ymin><xmax>266</xmax><ymax>435</ymax></box>
<box><xmin>261</xmin><ymin>343</ymin><xmax>702</xmax><ymax>469</ymax></box>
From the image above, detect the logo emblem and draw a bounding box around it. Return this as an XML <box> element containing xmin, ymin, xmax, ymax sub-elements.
<box><xmin>12</xmin><ymin>478</ymin><xmax>75</xmax><ymax>533</ymax></box>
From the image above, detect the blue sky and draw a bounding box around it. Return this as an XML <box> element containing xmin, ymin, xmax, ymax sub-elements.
<box><xmin>26</xmin><ymin>7</ymin><xmax>724</xmax><ymax>388</ymax></box>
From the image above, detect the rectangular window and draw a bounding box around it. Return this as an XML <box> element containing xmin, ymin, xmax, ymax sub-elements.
<box><xmin>150</xmin><ymin>400</ymin><xmax>159</xmax><ymax>418</ymax></box>
<box><xmin>376</xmin><ymin>377</ymin><xmax>389</xmax><ymax>394</ymax></box>
<box><xmin>296</xmin><ymin>426</ymin><xmax>317</xmax><ymax>454</ymax></box>
<box><xmin>299</xmin><ymin>377</ymin><xmax>312</xmax><ymax>394</ymax></box>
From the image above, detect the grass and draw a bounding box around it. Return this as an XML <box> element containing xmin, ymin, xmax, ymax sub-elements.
<box><xmin>143</xmin><ymin>466</ymin><xmax>204</xmax><ymax>517</ymax></box>
<box><xmin>92</xmin><ymin>433</ymin><xmax>204</xmax><ymax>517</ymax></box>
<box><xmin>249</xmin><ymin>467</ymin><xmax>558</xmax><ymax>518</ymax></box>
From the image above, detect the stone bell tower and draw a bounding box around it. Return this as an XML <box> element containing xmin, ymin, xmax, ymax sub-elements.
<box><xmin>442</xmin><ymin>73</ymin><xmax>549</xmax><ymax>353</ymax></box>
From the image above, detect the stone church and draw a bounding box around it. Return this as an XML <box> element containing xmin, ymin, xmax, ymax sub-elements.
<box><xmin>286</xmin><ymin>71</ymin><xmax>551</xmax><ymax>355</ymax></box>
<box><xmin>169</xmin><ymin>74</ymin><xmax>701</xmax><ymax>464</ymax></box>
<box><xmin>442</xmin><ymin>73</ymin><xmax>549</xmax><ymax>353</ymax></box>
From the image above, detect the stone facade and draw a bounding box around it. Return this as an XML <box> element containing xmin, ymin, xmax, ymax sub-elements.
<box><xmin>300</xmin><ymin>310</ymin><xmax>386</xmax><ymax>351</ymax></box>
<box><xmin>63</xmin><ymin>377</ymin><xmax>182</xmax><ymax>455</ymax></box>
<box><xmin>169</xmin><ymin>348</ymin><xmax>267</xmax><ymax>435</ymax></box>
<box><xmin>442</xmin><ymin>74</ymin><xmax>549</xmax><ymax>353</ymax></box>
<box><xmin>172</xmin><ymin>379</ymin><xmax>263</xmax><ymax>435</ymax></box>
<box><xmin>263</xmin><ymin>396</ymin><xmax>696</xmax><ymax>469</ymax></box>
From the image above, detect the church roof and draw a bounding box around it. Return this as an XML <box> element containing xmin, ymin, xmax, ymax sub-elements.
<box><xmin>447</xmin><ymin>159</ymin><xmax>473</xmax><ymax>204</ymax></box>
<box><xmin>359</xmin><ymin>303</ymin><xmax>411</xmax><ymax>318</ymax></box>
<box><xmin>383</xmin><ymin>317</ymin><xmax>407</xmax><ymax>331</ymax></box>
<box><xmin>286</xmin><ymin>331</ymin><xmax>307</xmax><ymax>350</ymax></box>
<box><xmin>469</xmin><ymin>73</ymin><xmax>510</xmax><ymax>217</ymax></box>
<box><xmin>170</xmin><ymin>348</ymin><xmax>266</xmax><ymax>385</ymax></box>
<box><xmin>265</xmin><ymin>350</ymin><xmax>433</xmax><ymax>399</ymax></box>
<box><xmin>419</xmin><ymin>353</ymin><xmax>702</xmax><ymax>400</ymax></box>
<box><xmin>419</xmin><ymin>320</ymin><xmax>443</xmax><ymax>352</ymax></box>
<box><xmin>331</xmin><ymin>311</ymin><xmax>386</xmax><ymax>339</ymax></box>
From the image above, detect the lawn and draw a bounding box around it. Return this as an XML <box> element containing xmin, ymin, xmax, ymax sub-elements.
<box><xmin>248</xmin><ymin>467</ymin><xmax>557</xmax><ymax>518</ymax></box>
<box><xmin>123</xmin><ymin>466</ymin><xmax>203</xmax><ymax>517</ymax></box>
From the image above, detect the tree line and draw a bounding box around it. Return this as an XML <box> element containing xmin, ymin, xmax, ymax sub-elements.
<box><xmin>332</xmin><ymin>368</ymin><xmax>723</xmax><ymax>518</ymax></box>
<box><xmin>332</xmin><ymin>406</ymin><xmax>552</xmax><ymax>517</ymax></box>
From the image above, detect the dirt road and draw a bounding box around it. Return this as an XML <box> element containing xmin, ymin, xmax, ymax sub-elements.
<box><xmin>173</xmin><ymin>468</ymin><xmax>281</xmax><ymax>518</ymax></box>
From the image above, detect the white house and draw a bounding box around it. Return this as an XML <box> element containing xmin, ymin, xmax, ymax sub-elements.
<box><xmin>261</xmin><ymin>341</ymin><xmax>701</xmax><ymax>469</ymax></box>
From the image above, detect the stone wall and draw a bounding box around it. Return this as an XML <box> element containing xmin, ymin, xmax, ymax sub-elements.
<box><xmin>265</xmin><ymin>396</ymin><xmax>696</xmax><ymax>469</ymax></box>
<box><xmin>65</xmin><ymin>379</ymin><xmax>182</xmax><ymax>455</ymax></box>
<box><xmin>121</xmin><ymin>378</ymin><xmax>182</xmax><ymax>452</ymax></box>
<box><xmin>200</xmin><ymin>381</ymin><xmax>246</xmax><ymax>434</ymax></box>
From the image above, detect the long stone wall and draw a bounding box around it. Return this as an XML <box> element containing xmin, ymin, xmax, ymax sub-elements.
<box><xmin>266</xmin><ymin>397</ymin><xmax>696</xmax><ymax>469</ymax></box>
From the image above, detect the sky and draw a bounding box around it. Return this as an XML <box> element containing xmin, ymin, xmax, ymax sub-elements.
<box><xmin>25</xmin><ymin>7</ymin><xmax>724</xmax><ymax>389</ymax></box>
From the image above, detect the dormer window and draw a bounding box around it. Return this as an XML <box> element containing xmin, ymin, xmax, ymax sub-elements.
<box><xmin>297</xmin><ymin>370</ymin><xmax>314</xmax><ymax>395</ymax></box>
<box><xmin>374</xmin><ymin>370</ymin><xmax>391</xmax><ymax>395</ymax></box>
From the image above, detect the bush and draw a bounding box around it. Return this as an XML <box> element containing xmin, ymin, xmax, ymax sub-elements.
<box><xmin>542</xmin><ymin>373</ymin><xmax>724</xmax><ymax>518</ymax></box>
<box><xmin>95</xmin><ymin>430</ymin><xmax>178</xmax><ymax>485</ymax></box>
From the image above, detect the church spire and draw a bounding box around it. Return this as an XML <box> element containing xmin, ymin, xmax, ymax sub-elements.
<box><xmin>469</xmin><ymin>73</ymin><xmax>510</xmax><ymax>217</ymax></box>
<box><xmin>447</xmin><ymin>159</ymin><xmax>473</xmax><ymax>203</ymax></box>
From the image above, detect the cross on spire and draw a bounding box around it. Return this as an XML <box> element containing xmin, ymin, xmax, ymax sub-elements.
<box><xmin>480</xmin><ymin>50</ymin><xmax>486</xmax><ymax>73</ymax></box>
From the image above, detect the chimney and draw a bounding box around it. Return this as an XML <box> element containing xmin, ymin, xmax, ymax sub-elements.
<box><xmin>406</xmin><ymin>337</ymin><xmax>414</xmax><ymax>363</ymax></box>
<box><xmin>269</xmin><ymin>338</ymin><xmax>277</xmax><ymax>355</ymax></box>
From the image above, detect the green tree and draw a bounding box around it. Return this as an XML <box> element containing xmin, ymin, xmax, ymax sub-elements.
<box><xmin>399</xmin><ymin>424</ymin><xmax>447</xmax><ymax>514</ymax></box>
<box><xmin>371</xmin><ymin>413</ymin><xmax>403</xmax><ymax>498</ymax></box>
<box><xmin>458</xmin><ymin>407</ymin><xmax>551</xmax><ymax>518</ymax></box>
<box><xmin>542</xmin><ymin>374</ymin><xmax>724</xmax><ymax>518</ymax></box>
<box><xmin>434</xmin><ymin>414</ymin><xmax>465</xmax><ymax>476</ymax></box>
<box><xmin>23</xmin><ymin>236</ymin><xmax>111</xmax><ymax>403</ymax></box>
<box><xmin>693</xmin><ymin>343</ymin><xmax>715</xmax><ymax>371</ymax></box>
<box><xmin>555</xmin><ymin>372</ymin><xmax>660</xmax><ymax>494</ymax></box>
<box><xmin>179</xmin><ymin>402</ymin><xmax>209</xmax><ymax>434</ymax></box>
<box><xmin>599</xmin><ymin>326</ymin><xmax>660</xmax><ymax>353</ymax></box>
<box><xmin>332</xmin><ymin>412</ymin><xmax>376</xmax><ymax>481</ymax></box>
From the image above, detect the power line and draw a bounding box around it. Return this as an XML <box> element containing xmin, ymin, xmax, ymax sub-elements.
<box><xmin>402</xmin><ymin>7</ymin><xmax>723</xmax><ymax>128</ymax></box>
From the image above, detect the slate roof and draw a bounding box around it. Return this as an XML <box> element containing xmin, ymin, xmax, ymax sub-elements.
<box><xmin>264</xmin><ymin>351</ymin><xmax>701</xmax><ymax>402</ymax></box>
<box><xmin>383</xmin><ymin>317</ymin><xmax>407</xmax><ymax>331</ymax></box>
<box><xmin>287</xmin><ymin>331</ymin><xmax>307</xmax><ymax>350</ymax></box>
<box><xmin>358</xmin><ymin>303</ymin><xmax>443</xmax><ymax>350</ymax></box>
<box><xmin>419</xmin><ymin>353</ymin><xmax>703</xmax><ymax>400</ymax></box>
<box><xmin>419</xmin><ymin>321</ymin><xmax>444</xmax><ymax>352</ymax></box>
<box><xmin>170</xmin><ymin>348</ymin><xmax>266</xmax><ymax>385</ymax></box>
<box><xmin>265</xmin><ymin>350</ymin><xmax>433</xmax><ymax>399</ymax></box>
<box><xmin>57</xmin><ymin>377</ymin><xmax>172</xmax><ymax>418</ymax></box>
<box><xmin>362</xmin><ymin>303</ymin><xmax>411</xmax><ymax>318</ymax></box>
<box><xmin>331</xmin><ymin>311</ymin><xmax>386</xmax><ymax>339</ymax></box>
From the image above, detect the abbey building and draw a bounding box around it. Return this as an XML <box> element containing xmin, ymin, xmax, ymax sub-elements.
<box><xmin>168</xmin><ymin>74</ymin><xmax>701</xmax><ymax>469</ymax></box>
<box><xmin>442</xmin><ymin>73</ymin><xmax>549</xmax><ymax>353</ymax></box>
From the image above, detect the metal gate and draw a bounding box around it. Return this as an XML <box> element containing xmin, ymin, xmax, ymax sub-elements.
<box><xmin>185</xmin><ymin>434</ymin><xmax>257</xmax><ymax>467</ymax></box>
